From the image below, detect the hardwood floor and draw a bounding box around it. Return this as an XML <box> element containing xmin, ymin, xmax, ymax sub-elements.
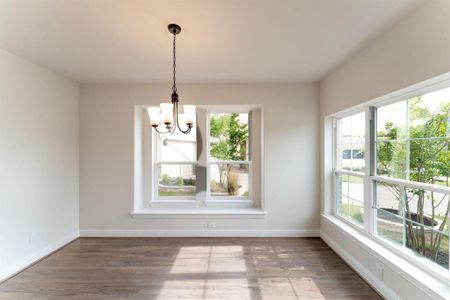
<box><xmin>0</xmin><ymin>238</ymin><xmax>382</xmax><ymax>300</ymax></box>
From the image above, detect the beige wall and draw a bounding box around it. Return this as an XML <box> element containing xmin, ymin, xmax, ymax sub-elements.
<box><xmin>319</xmin><ymin>1</ymin><xmax>450</xmax><ymax>299</ymax></box>
<box><xmin>320</xmin><ymin>0</ymin><xmax>450</xmax><ymax>118</ymax></box>
<box><xmin>79</xmin><ymin>83</ymin><xmax>320</xmax><ymax>233</ymax></box>
<box><xmin>0</xmin><ymin>49</ymin><xmax>79</xmax><ymax>280</ymax></box>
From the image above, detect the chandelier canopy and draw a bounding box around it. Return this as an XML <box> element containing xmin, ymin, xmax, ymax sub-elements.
<box><xmin>147</xmin><ymin>24</ymin><xmax>195</xmax><ymax>134</ymax></box>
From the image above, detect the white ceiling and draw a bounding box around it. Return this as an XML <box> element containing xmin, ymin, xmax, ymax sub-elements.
<box><xmin>0</xmin><ymin>0</ymin><xmax>422</xmax><ymax>83</ymax></box>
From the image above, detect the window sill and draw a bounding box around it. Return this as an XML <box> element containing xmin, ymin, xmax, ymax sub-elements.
<box><xmin>321</xmin><ymin>214</ymin><xmax>450</xmax><ymax>300</ymax></box>
<box><xmin>131</xmin><ymin>208</ymin><xmax>267</xmax><ymax>219</ymax></box>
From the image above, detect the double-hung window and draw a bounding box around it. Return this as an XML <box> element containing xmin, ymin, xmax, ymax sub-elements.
<box><xmin>208</xmin><ymin>112</ymin><xmax>251</xmax><ymax>200</ymax></box>
<box><xmin>335</xmin><ymin>111</ymin><xmax>367</xmax><ymax>226</ymax></box>
<box><xmin>373</xmin><ymin>89</ymin><xmax>450</xmax><ymax>272</ymax></box>
<box><xmin>331</xmin><ymin>82</ymin><xmax>450</xmax><ymax>276</ymax></box>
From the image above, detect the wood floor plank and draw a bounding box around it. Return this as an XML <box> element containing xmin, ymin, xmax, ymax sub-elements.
<box><xmin>0</xmin><ymin>238</ymin><xmax>382</xmax><ymax>300</ymax></box>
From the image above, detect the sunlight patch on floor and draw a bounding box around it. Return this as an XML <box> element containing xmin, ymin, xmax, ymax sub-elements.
<box><xmin>169</xmin><ymin>245</ymin><xmax>246</xmax><ymax>274</ymax></box>
<box><xmin>156</xmin><ymin>278</ymin><xmax>252</xmax><ymax>300</ymax></box>
<box><xmin>289</xmin><ymin>277</ymin><xmax>325</xmax><ymax>300</ymax></box>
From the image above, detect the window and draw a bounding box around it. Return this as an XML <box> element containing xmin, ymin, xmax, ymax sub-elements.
<box><xmin>335</xmin><ymin>112</ymin><xmax>366</xmax><ymax>226</ymax></box>
<box><xmin>330</xmin><ymin>83</ymin><xmax>450</xmax><ymax>276</ymax></box>
<box><xmin>374</xmin><ymin>87</ymin><xmax>450</xmax><ymax>271</ymax></box>
<box><xmin>209</xmin><ymin>112</ymin><xmax>251</xmax><ymax>199</ymax></box>
<box><xmin>147</xmin><ymin>106</ymin><xmax>262</xmax><ymax>209</ymax></box>
<box><xmin>154</xmin><ymin>127</ymin><xmax>197</xmax><ymax>199</ymax></box>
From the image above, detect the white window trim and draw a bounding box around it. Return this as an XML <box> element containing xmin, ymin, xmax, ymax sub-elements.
<box><xmin>323</xmin><ymin>72</ymin><xmax>450</xmax><ymax>283</ymax></box>
<box><xmin>133</xmin><ymin>104</ymin><xmax>265</xmax><ymax>216</ymax></box>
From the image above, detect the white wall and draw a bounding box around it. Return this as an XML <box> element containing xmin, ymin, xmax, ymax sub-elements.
<box><xmin>320</xmin><ymin>1</ymin><xmax>450</xmax><ymax>299</ymax></box>
<box><xmin>0</xmin><ymin>49</ymin><xmax>79</xmax><ymax>281</ymax></box>
<box><xmin>320</xmin><ymin>0</ymin><xmax>450</xmax><ymax>117</ymax></box>
<box><xmin>79</xmin><ymin>83</ymin><xmax>320</xmax><ymax>235</ymax></box>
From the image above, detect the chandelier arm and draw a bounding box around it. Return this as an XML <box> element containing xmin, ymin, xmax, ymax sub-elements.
<box><xmin>153</xmin><ymin>126</ymin><xmax>171</xmax><ymax>134</ymax></box>
<box><xmin>174</xmin><ymin>100</ymin><xmax>192</xmax><ymax>134</ymax></box>
<box><xmin>176</xmin><ymin>121</ymin><xmax>192</xmax><ymax>134</ymax></box>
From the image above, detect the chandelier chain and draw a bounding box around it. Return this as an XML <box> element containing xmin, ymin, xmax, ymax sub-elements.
<box><xmin>172</xmin><ymin>33</ymin><xmax>177</xmax><ymax>93</ymax></box>
<box><xmin>151</xmin><ymin>24</ymin><xmax>192</xmax><ymax>135</ymax></box>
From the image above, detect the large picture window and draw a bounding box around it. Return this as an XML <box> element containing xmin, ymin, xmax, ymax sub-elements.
<box><xmin>332</xmin><ymin>84</ymin><xmax>450</xmax><ymax>275</ymax></box>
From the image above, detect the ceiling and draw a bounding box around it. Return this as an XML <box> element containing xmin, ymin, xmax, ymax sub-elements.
<box><xmin>0</xmin><ymin>0</ymin><xmax>422</xmax><ymax>83</ymax></box>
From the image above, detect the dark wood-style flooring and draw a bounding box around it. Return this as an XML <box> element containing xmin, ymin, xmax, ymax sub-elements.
<box><xmin>0</xmin><ymin>238</ymin><xmax>382</xmax><ymax>300</ymax></box>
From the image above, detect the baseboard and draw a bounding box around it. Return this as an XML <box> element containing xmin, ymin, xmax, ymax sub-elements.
<box><xmin>0</xmin><ymin>230</ymin><xmax>79</xmax><ymax>283</ymax></box>
<box><xmin>80</xmin><ymin>229</ymin><xmax>320</xmax><ymax>237</ymax></box>
<box><xmin>320</xmin><ymin>231</ymin><xmax>399</xmax><ymax>300</ymax></box>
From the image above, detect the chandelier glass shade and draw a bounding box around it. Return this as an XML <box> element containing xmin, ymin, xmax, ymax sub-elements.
<box><xmin>147</xmin><ymin>24</ymin><xmax>195</xmax><ymax>134</ymax></box>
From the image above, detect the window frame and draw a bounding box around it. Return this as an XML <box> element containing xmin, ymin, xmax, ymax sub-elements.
<box><xmin>206</xmin><ymin>109</ymin><xmax>253</xmax><ymax>205</ymax></box>
<box><xmin>333</xmin><ymin>107</ymin><xmax>371</xmax><ymax>231</ymax></box>
<box><xmin>327</xmin><ymin>75</ymin><xmax>450</xmax><ymax>281</ymax></box>
<box><xmin>144</xmin><ymin>105</ymin><xmax>262</xmax><ymax>210</ymax></box>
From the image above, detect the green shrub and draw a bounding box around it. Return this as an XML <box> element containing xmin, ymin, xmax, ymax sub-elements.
<box><xmin>211</xmin><ymin>180</ymin><xmax>226</xmax><ymax>193</ymax></box>
<box><xmin>176</xmin><ymin>176</ymin><xmax>184</xmax><ymax>186</ymax></box>
<box><xmin>227</xmin><ymin>171</ymin><xmax>240</xmax><ymax>195</ymax></box>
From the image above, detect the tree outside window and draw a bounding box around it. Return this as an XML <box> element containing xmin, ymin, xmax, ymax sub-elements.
<box><xmin>209</xmin><ymin>113</ymin><xmax>249</xmax><ymax>197</ymax></box>
<box><xmin>376</xmin><ymin>90</ymin><xmax>450</xmax><ymax>270</ymax></box>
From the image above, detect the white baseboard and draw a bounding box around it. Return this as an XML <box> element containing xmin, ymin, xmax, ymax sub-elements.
<box><xmin>80</xmin><ymin>229</ymin><xmax>320</xmax><ymax>238</ymax></box>
<box><xmin>0</xmin><ymin>230</ymin><xmax>79</xmax><ymax>283</ymax></box>
<box><xmin>320</xmin><ymin>231</ymin><xmax>399</xmax><ymax>300</ymax></box>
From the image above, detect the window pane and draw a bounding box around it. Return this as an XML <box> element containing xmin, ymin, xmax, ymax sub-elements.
<box><xmin>158</xmin><ymin>164</ymin><xmax>196</xmax><ymax>197</ymax></box>
<box><xmin>409</xmin><ymin>87</ymin><xmax>450</xmax><ymax>139</ymax></box>
<box><xmin>404</xmin><ymin>218</ymin><xmax>449</xmax><ymax>270</ymax></box>
<box><xmin>209</xmin><ymin>113</ymin><xmax>249</xmax><ymax>161</ymax></box>
<box><xmin>210</xmin><ymin>163</ymin><xmax>249</xmax><ymax>197</ymax></box>
<box><xmin>157</xmin><ymin>127</ymin><xmax>196</xmax><ymax>162</ymax></box>
<box><xmin>405</xmin><ymin>188</ymin><xmax>448</xmax><ymax>230</ymax></box>
<box><xmin>335</xmin><ymin>173</ymin><xmax>363</xmax><ymax>226</ymax></box>
<box><xmin>409</xmin><ymin>139</ymin><xmax>449</xmax><ymax>186</ymax></box>
<box><xmin>348</xmin><ymin>175</ymin><xmax>364</xmax><ymax>202</ymax></box>
<box><xmin>376</xmin><ymin>88</ymin><xmax>450</xmax><ymax>183</ymax></box>
<box><xmin>375</xmin><ymin>180</ymin><xmax>450</xmax><ymax>270</ymax></box>
<box><xmin>375</xmin><ymin>181</ymin><xmax>402</xmax><ymax>211</ymax></box>
<box><xmin>376</xmin><ymin>141</ymin><xmax>407</xmax><ymax>179</ymax></box>
<box><xmin>336</xmin><ymin>112</ymin><xmax>365</xmax><ymax>172</ymax></box>
<box><xmin>377</xmin><ymin>100</ymin><xmax>407</xmax><ymax>141</ymax></box>
<box><xmin>347</xmin><ymin>199</ymin><xmax>364</xmax><ymax>225</ymax></box>
<box><xmin>376</xmin><ymin>208</ymin><xmax>404</xmax><ymax>246</ymax></box>
<box><xmin>374</xmin><ymin>181</ymin><xmax>403</xmax><ymax>245</ymax></box>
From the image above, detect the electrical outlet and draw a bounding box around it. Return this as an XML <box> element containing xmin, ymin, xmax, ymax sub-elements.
<box><xmin>375</xmin><ymin>265</ymin><xmax>383</xmax><ymax>281</ymax></box>
<box><xmin>207</xmin><ymin>222</ymin><xmax>217</xmax><ymax>229</ymax></box>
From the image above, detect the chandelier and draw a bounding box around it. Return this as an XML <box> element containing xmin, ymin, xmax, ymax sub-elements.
<box><xmin>147</xmin><ymin>24</ymin><xmax>195</xmax><ymax>134</ymax></box>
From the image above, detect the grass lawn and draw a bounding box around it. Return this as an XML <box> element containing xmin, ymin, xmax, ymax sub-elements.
<box><xmin>341</xmin><ymin>203</ymin><xmax>363</xmax><ymax>225</ymax></box>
